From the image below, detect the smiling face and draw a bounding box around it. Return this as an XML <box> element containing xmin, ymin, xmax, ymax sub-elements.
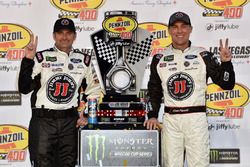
<box><xmin>53</xmin><ymin>29</ymin><xmax>76</xmax><ymax>54</ymax></box>
<box><xmin>168</xmin><ymin>21</ymin><xmax>192</xmax><ymax>51</ymax></box>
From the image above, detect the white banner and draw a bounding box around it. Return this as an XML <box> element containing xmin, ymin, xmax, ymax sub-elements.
<box><xmin>0</xmin><ymin>0</ymin><xmax>249</xmax><ymax>166</ymax></box>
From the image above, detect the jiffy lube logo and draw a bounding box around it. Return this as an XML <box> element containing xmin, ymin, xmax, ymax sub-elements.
<box><xmin>195</xmin><ymin>0</ymin><xmax>249</xmax><ymax>18</ymax></box>
<box><xmin>206</xmin><ymin>83</ymin><xmax>249</xmax><ymax>118</ymax></box>
<box><xmin>50</xmin><ymin>0</ymin><xmax>105</xmax><ymax>20</ymax></box>
<box><xmin>0</xmin><ymin>125</ymin><xmax>28</xmax><ymax>161</ymax></box>
<box><xmin>0</xmin><ymin>24</ymin><xmax>31</xmax><ymax>60</ymax></box>
<box><xmin>139</xmin><ymin>22</ymin><xmax>172</xmax><ymax>56</ymax></box>
<box><xmin>103</xmin><ymin>16</ymin><xmax>138</xmax><ymax>33</ymax></box>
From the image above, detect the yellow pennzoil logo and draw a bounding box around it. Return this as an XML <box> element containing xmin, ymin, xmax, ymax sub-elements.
<box><xmin>206</xmin><ymin>83</ymin><xmax>249</xmax><ymax>110</ymax></box>
<box><xmin>0</xmin><ymin>24</ymin><xmax>31</xmax><ymax>52</ymax></box>
<box><xmin>139</xmin><ymin>22</ymin><xmax>171</xmax><ymax>56</ymax></box>
<box><xmin>0</xmin><ymin>125</ymin><xmax>28</xmax><ymax>155</ymax></box>
<box><xmin>139</xmin><ymin>22</ymin><xmax>171</xmax><ymax>49</ymax></box>
<box><xmin>195</xmin><ymin>0</ymin><xmax>249</xmax><ymax>18</ymax></box>
<box><xmin>195</xmin><ymin>0</ymin><xmax>248</xmax><ymax>10</ymax></box>
<box><xmin>102</xmin><ymin>16</ymin><xmax>138</xmax><ymax>33</ymax></box>
<box><xmin>50</xmin><ymin>0</ymin><xmax>105</xmax><ymax>12</ymax></box>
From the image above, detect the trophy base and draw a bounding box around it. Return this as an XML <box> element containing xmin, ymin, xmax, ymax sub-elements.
<box><xmin>97</xmin><ymin>95</ymin><xmax>146</xmax><ymax>124</ymax></box>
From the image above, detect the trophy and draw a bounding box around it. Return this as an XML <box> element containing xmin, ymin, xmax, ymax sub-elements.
<box><xmin>91</xmin><ymin>11</ymin><xmax>154</xmax><ymax>124</ymax></box>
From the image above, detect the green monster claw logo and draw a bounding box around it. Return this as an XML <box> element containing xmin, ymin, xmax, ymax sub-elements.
<box><xmin>87</xmin><ymin>134</ymin><xmax>106</xmax><ymax>163</ymax></box>
<box><xmin>210</xmin><ymin>149</ymin><xmax>219</xmax><ymax>163</ymax></box>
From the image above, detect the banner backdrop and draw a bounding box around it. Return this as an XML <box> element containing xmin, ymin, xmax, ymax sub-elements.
<box><xmin>0</xmin><ymin>0</ymin><xmax>249</xmax><ymax>166</ymax></box>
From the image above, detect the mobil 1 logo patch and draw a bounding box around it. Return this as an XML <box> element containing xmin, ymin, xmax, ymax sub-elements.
<box><xmin>167</xmin><ymin>72</ymin><xmax>194</xmax><ymax>101</ymax></box>
<box><xmin>47</xmin><ymin>74</ymin><xmax>76</xmax><ymax>103</ymax></box>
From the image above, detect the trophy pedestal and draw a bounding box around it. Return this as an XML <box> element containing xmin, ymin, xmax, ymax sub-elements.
<box><xmin>90</xmin><ymin>10</ymin><xmax>153</xmax><ymax>125</ymax></box>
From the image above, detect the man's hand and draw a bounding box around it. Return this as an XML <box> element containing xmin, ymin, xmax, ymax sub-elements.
<box><xmin>220</xmin><ymin>38</ymin><xmax>232</xmax><ymax>62</ymax></box>
<box><xmin>143</xmin><ymin>117</ymin><xmax>160</xmax><ymax>130</ymax></box>
<box><xmin>76</xmin><ymin>111</ymin><xmax>88</xmax><ymax>128</ymax></box>
<box><xmin>25</xmin><ymin>34</ymin><xmax>38</xmax><ymax>60</ymax></box>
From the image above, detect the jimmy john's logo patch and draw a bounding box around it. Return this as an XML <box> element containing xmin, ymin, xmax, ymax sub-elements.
<box><xmin>167</xmin><ymin>72</ymin><xmax>194</xmax><ymax>101</ymax></box>
<box><xmin>47</xmin><ymin>74</ymin><xmax>76</xmax><ymax>104</ymax></box>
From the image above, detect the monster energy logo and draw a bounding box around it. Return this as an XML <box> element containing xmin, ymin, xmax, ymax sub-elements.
<box><xmin>210</xmin><ymin>149</ymin><xmax>240</xmax><ymax>163</ymax></box>
<box><xmin>210</xmin><ymin>149</ymin><xmax>219</xmax><ymax>163</ymax></box>
<box><xmin>0</xmin><ymin>153</ymin><xmax>7</xmax><ymax>160</ymax></box>
<box><xmin>87</xmin><ymin>134</ymin><xmax>106</xmax><ymax>163</ymax></box>
<box><xmin>46</xmin><ymin>56</ymin><xmax>57</xmax><ymax>62</ymax></box>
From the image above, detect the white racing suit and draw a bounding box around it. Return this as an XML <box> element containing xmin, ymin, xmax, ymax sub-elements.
<box><xmin>147</xmin><ymin>43</ymin><xmax>235</xmax><ymax>167</ymax></box>
<box><xmin>18</xmin><ymin>46</ymin><xmax>102</xmax><ymax>167</ymax></box>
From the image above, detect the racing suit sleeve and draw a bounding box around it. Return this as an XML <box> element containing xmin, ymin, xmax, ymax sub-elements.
<box><xmin>202</xmin><ymin>51</ymin><xmax>235</xmax><ymax>90</ymax></box>
<box><xmin>18</xmin><ymin>56</ymin><xmax>41</xmax><ymax>94</ymax></box>
<box><xmin>83</xmin><ymin>62</ymin><xmax>103</xmax><ymax>100</ymax></box>
<box><xmin>147</xmin><ymin>54</ymin><xmax>163</xmax><ymax>119</ymax></box>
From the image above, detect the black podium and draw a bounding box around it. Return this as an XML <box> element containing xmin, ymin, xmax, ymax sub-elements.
<box><xmin>77</xmin><ymin>125</ymin><xmax>160</xmax><ymax>167</ymax></box>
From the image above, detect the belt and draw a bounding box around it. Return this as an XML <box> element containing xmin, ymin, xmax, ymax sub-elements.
<box><xmin>165</xmin><ymin>106</ymin><xmax>206</xmax><ymax>114</ymax></box>
<box><xmin>32</xmin><ymin>107</ymin><xmax>78</xmax><ymax>118</ymax></box>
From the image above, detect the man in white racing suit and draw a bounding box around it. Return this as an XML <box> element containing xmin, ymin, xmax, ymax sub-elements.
<box><xmin>18</xmin><ymin>18</ymin><xmax>102</xmax><ymax>167</ymax></box>
<box><xmin>144</xmin><ymin>12</ymin><xmax>235</xmax><ymax>167</ymax></box>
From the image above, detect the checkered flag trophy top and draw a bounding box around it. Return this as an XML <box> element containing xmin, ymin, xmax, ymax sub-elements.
<box><xmin>91</xmin><ymin>29</ymin><xmax>153</xmax><ymax>95</ymax></box>
<box><xmin>91</xmin><ymin>10</ymin><xmax>153</xmax><ymax>96</ymax></box>
<box><xmin>126</xmin><ymin>35</ymin><xmax>154</xmax><ymax>65</ymax></box>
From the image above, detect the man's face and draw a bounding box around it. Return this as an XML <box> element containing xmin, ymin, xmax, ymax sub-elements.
<box><xmin>53</xmin><ymin>29</ymin><xmax>76</xmax><ymax>53</ymax></box>
<box><xmin>168</xmin><ymin>21</ymin><xmax>192</xmax><ymax>50</ymax></box>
